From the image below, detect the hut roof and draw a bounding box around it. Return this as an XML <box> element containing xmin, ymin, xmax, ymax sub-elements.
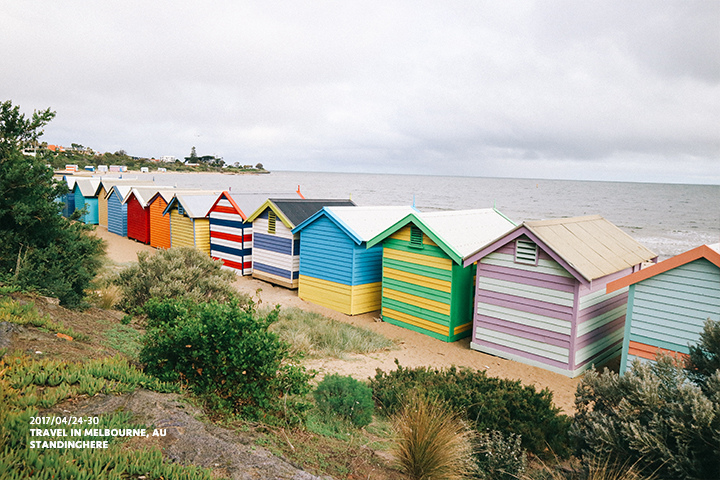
<box><xmin>98</xmin><ymin>178</ymin><xmax>153</xmax><ymax>193</ymax></box>
<box><xmin>121</xmin><ymin>187</ymin><xmax>177</xmax><ymax>207</ymax></box>
<box><xmin>163</xmin><ymin>194</ymin><xmax>221</xmax><ymax>218</ymax></box>
<box><xmin>208</xmin><ymin>191</ymin><xmax>304</xmax><ymax>221</ymax></box>
<box><xmin>464</xmin><ymin>215</ymin><xmax>657</xmax><ymax>283</ymax></box>
<box><xmin>292</xmin><ymin>206</ymin><xmax>416</xmax><ymax>245</ymax></box>
<box><xmin>146</xmin><ymin>189</ymin><xmax>220</xmax><ymax>207</ymax></box>
<box><xmin>367</xmin><ymin>208</ymin><xmax>517</xmax><ymax>265</ymax></box>
<box><xmin>73</xmin><ymin>178</ymin><xmax>101</xmax><ymax>197</ymax></box>
<box><xmin>246</xmin><ymin>198</ymin><xmax>356</xmax><ymax>229</ymax></box>
<box><xmin>607</xmin><ymin>243</ymin><xmax>720</xmax><ymax>293</ymax></box>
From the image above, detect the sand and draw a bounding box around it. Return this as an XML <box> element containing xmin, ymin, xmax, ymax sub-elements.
<box><xmin>96</xmin><ymin>226</ymin><xmax>582</xmax><ymax>413</ymax></box>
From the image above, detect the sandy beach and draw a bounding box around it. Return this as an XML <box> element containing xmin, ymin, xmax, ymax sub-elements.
<box><xmin>95</xmin><ymin>226</ymin><xmax>582</xmax><ymax>413</ymax></box>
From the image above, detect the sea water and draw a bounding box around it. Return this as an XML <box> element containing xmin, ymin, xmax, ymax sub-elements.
<box><xmin>130</xmin><ymin>170</ymin><xmax>719</xmax><ymax>260</ymax></box>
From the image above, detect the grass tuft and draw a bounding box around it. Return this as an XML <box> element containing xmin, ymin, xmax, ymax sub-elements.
<box><xmin>392</xmin><ymin>393</ymin><xmax>475</xmax><ymax>480</ymax></box>
<box><xmin>271</xmin><ymin>307</ymin><xmax>396</xmax><ymax>358</ymax></box>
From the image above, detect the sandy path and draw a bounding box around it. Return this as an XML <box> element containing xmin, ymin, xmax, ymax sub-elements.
<box><xmin>97</xmin><ymin>227</ymin><xmax>581</xmax><ymax>413</ymax></box>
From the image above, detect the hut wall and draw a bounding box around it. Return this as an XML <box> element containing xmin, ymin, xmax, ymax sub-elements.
<box><xmin>621</xmin><ymin>258</ymin><xmax>720</xmax><ymax>372</ymax></box>
<box><xmin>98</xmin><ymin>186</ymin><xmax>109</xmax><ymax>227</ymax></box>
<box><xmin>107</xmin><ymin>190</ymin><xmax>127</xmax><ymax>236</ymax></box>
<box><xmin>74</xmin><ymin>189</ymin><xmax>99</xmax><ymax>225</ymax></box>
<box><xmin>169</xmin><ymin>208</ymin><xmax>195</xmax><ymax>249</ymax></box>
<box><xmin>193</xmin><ymin>218</ymin><xmax>211</xmax><ymax>255</ymax></box>
<box><xmin>209</xmin><ymin>198</ymin><xmax>253</xmax><ymax>275</ymax></box>
<box><xmin>472</xmin><ymin>239</ymin><xmax>577</xmax><ymax>373</ymax></box>
<box><xmin>252</xmin><ymin>209</ymin><xmax>299</xmax><ymax>287</ymax></box>
<box><xmin>149</xmin><ymin>197</ymin><xmax>171</xmax><ymax>249</ymax></box>
<box><xmin>297</xmin><ymin>215</ymin><xmax>382</xmax><ymax>315</ymax></box>
<box><xmin>61</xmin><ymin>192</ymin><xmax>75</xmax><ymax>218</ymax></box>
<box><xmin>127</xmin><ymin>195</ymin><xmax>150</xmax><ymax>244</ymax></box>
<box><xmin>380</xmin><ymin>225</ymin><xmax>472</xmax><ymax>342</ymax></box>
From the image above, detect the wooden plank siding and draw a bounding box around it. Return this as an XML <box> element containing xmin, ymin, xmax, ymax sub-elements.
<box><xmin>297</xmin><ymin>215</ymin><xmax>383</xmax><ymax>315</ymax></box>
<box><xmin>107</xmin><ymin>189</ymin><xmax>127</xmax><ymax>237</ymax></box>
<box><xmin>149</xmin><ymin>196</ymin><xmax>171</xmax><ymax>249</ymax></box>
<box><xmin>209</xmin><ymin>198</ymin><xmax>253</xmax><ymax>276</ymax></box>
<box><xmin>74</xmin><ymin>188</ymin><xmax>98</xmax><ymax>225</ymax></box>
<box><xmin>620</xmin><ymin>258</ymin><xmax>720</xmax><ymax>373</ymax></box>
<box><xmin>252</xmin><ymin>209</ymin><xmax>299</xmax><ymax>287</ymax></box>
<box><xmin>126</xmin><ymin>193</ymin><xmax>151</xmax><ymax>244</ymax></box>
<box><xmin>473</xmin><ymin>241</ymin><xmax>576</xmax><ymax>372</ymax></box>
<box><xmin>380</xmin><ymin>226</ymin><xmax>474</xmax><ymax>341</ymax></box>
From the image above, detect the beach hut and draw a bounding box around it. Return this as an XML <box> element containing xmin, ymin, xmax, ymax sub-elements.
<box><xmin>606</xmin><ymin>243</ymin><xmax>720</xmax><ymax>374</ymax></box>
<box><xmin>462</xmin><ymin>215</ymin><xmax>657</xmax><ymax>377</ymax></box>
<box><xmin>163</xmin><ymin>194</ymin><xmax>219</xmax><ymax>255</ymax></box>
<box><xmin>106</xmin><ymin>185</ymin><xmax>134</xmax><ymax>237</ymax></box>
<box><xmin>124</xmin><ymin>187</ymin><xmax>175</xmax><ymax>244</ymax></box>
<box><xmin>146</xmin><ymin>189</ymin><xmax>213</xmax><ymax>249</ymax></box>
<box><xmin>97</xmin><ymin>178</ymin><xmax>153</xmax><ymax>228</ymax></box>
<box><xmin>59</xmin><ymin>176</ymin><xmax>76</xmax><ymax>218</ymax></box>
<box><xmin>206</xmin><ymin>192</ymin><xmax>304</xmax><ymax>276</ymax></box>
<box><xmin>366</xmin><ymin>209</ymin><xmax>516</xmax><ymax>342</ymax></box>
<box><xmin>245</xmin><ymin>198</ymin><xmax>356</xmax><ymax>287</ymax></box>
<box><xmin>72</xmin><ymin>178</ymin><xmax>101</xmax><ymax>224</ymax></box>
<box><xmin>292</xmin><ymin>206</ymin><xmax>415</xmax><ymax>315</ymax></box>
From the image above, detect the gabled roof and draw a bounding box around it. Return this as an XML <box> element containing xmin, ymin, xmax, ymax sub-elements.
<box><xmin>98</xmin><ymin>178</ymin><xmax>153</xmax><ymax>193</ymax></box>
<box><xmin>122</xmin><ymin>187</ymin><xmax>177</xmax><ymax>207</ymax></box>
<box><xmin>106</xmin><ymin>185</ymin><xmax>134</xmax><ymax>203</ymax></box>
<box><xmin>208</xmin><ymin>191</ymin><xmax>304</xmax><ymax>221</ymax></box>
<box><xmin>463</xmin><ymin>215</ymin><xmax>657</xmax><ymax>283</ymax></box>
<box><xmin>607</xmin><ymin>243</ymin><xmax>720</xmax><ymax>293</ymax></box>
<box><xmin>246</xmin><ymin>198</ymin><xmax>356</xmax><ymax>229</ymax></box>
<box><xmin>367</xmin><ymin>208</ymin><xmax>517</xmax><ymax>265</ymax></box>
<box><xmin>72</xmin><ymin>178</ymin><xmax>101</xmax><ymax>197</ymax></box>
<box><xmin>292</xmin><ymin>206</ymin><xmax>416</xmax><ymax>245</ymax></box>
<box><xmin>163</xmin><ymin>194</ymin><xmax>220</xmax><ymax>218</ymax></box>
<box><xmin>146</xmin><ymin>189</ymin><xmax>220</xmax><ymax>207</ymax></box>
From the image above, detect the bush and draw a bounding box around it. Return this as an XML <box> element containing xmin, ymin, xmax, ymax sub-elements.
<box><xmin>686</xmin><ymin>318</ymin><xmax>720</xmax><ymax>394</ymax></box>
<box><xmin>370</xmin><ymin>361</ymin><xmax>571</xmax><ymax>458</ymax></box>
<box><xmin>391</xmin><ymin>393</ymin><xmax>475</xmax><ymax>480</ymax></box>
<box><xmin>140</xmin><ymin>298</ymin><xmax>314</xmax><ymax>422</ymax></box>
<box><xmin>474</xmin><ymin>430</ymin><xmax>527</xmax><ymax>480</ymax></box>
<box><xmin>313</xmin><ymin>374</ymin><xmax>374</xmax><ymax>428</ymax></box>
<box><xmin>571</xmin><ymin>354</ymin><xmax>720</xmax><ymax>480</ymax></box>
<box><xmin>0</xmin><ymin>101</ymin><xmax>105</xmax><ymax>308</ymax></box>
<box><xmin>115</xmin><ymin>247</ymin><xmax>240</xmax><ymax>314</ymax></box>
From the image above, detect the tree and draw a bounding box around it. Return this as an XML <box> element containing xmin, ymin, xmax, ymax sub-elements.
<box><xmin>0</xmin><ymin>100</ymin><xmax>105</xmax><ymax>307</ymax></box>
<box><xmin>255</xmin><ymin>162</ymin><xmax>263</xmax><ymax>170</ymax></box>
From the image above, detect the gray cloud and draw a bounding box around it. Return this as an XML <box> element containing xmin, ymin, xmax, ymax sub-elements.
<box><xmin>2</xmin><ymin>1</ymin><xmax>718</xmax><ymax>183</ymax></box>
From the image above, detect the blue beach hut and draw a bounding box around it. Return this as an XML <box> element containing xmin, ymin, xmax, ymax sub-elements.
<box><xmin>72</xmin><ymin>178</ymin><xmax>101</xmax><ymax>224</ymax></box>
<box><xmin>607</xmin><ymin>243</ymin><xmax>720</xmax><ymax>373</ymax></box>
<box><xmin>106</xmin><ymin>185</ymin><xmax>134</xmax><ymax>236</ymax></box>
<box><xmin>292</xmin><ymin>206</ymin><xmax>415</xmax><ymax>315</ymax></box>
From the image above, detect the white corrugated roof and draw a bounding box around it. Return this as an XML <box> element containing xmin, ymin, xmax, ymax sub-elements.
<box><xmin>74</xmin><ymin>178</ymin><xmax>100</xmax><ymax>197</ymax></box>
<box><xmin>228</xmin><ymin>192</ymin><xmax>300</xmax><ymax>217</ymax></box>
<box><xmin>525</xmin><ymin>215</ymin><xmax>657</xmax><ymax>281</ymax></box>
<box><xmin>415</xmin><ymin>209</ymin><xmax>516</xmax><ymax>259</ymax></box>
<box><xmin>327</xmin><ymin>206</ymin><xmax>416</xmax><ymax>243</ymax></box>
<box><xmin>122</xmin><ymin>187</ymin><xmax>177</xmax><ymax>206</ymax></box>
<box><xmin>174</xmin><ymin>194</ymin><xmax>219</xmax><ymax>218</ymax></box>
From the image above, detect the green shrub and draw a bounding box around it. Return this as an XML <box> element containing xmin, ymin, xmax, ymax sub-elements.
<box><xmin>313</xmin><ymin>374</ymin><xmax>374</xmax><ymax>428</ymax></box>
<box><xmin>115</xmin><ymin>247</ymin><xmax>240</xmax><ymax>314</ymax></box>
<box><xmin>474</xmin><ymin>430</ymin><xmax>527</xmax><ymax>480</ymax></box>
<box><xmin>392</xmin><ymin>393</ymin><xmax>475</xmax><ymax>480</ymax></box>
<box><xmin>571</xmin><ymin>354</ymin><xmax>720</xmax><ymax>480</ymax></box>
<box><xmin>140</xmin><ymin>298</ymin><xmax>314</xmax><ymax>422</ymax></box>
<box><xmin>686</xmin><ymin>318</ymin><xmax>720</xmax><ymax>394</ymax></box>
<box><xmin>370</xmin><ymin>360</ymin><xmax>570</xmax><ymax>459</ymax></box>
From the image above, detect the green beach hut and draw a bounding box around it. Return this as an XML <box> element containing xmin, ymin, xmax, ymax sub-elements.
<box><xmin>367</xmin><ymin>208</ymin><xmax>516</xmax><ymax>342</ymax></box>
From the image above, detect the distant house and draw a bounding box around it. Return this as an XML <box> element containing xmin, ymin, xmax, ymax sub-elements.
<box><xmin>292</xmin><ymin>206</ymin><xmax>415</xmax><ymax>315</ymax></box>
<box><xmin>462</xmin><ymin>215</ymin><xmax>657</xmax><ymax>377</ymax></box>
<box><xmin>606</xmin><ymin>244</ymin><xmax>720</xmax><ymax>374</ymax></box>
<box><xmin>245</xmin><ymin>198</ymin><xmax>356</xmax><ymax>288</ymax></box>
<box><xmin>367</xmin><ymin>209</ymin><xmax>516</xmax><ymax>342</ymax></box>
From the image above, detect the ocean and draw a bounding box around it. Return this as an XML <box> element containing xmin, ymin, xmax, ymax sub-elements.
<box><xmin>127</xmin><ymin>170</ymin><xmax>719</xmax><ymax>261</ymax></box>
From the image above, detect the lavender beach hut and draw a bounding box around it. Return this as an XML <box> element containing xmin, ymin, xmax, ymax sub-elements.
<box><xmin>462</xmin><ymin>215</ymin><xmax>657</xmax><ymax>377</ymax></box>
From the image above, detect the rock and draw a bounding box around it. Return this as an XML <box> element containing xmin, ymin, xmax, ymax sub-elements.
<box><xmin>47</xmin><ymin>390</ymin><xmax>331</xmax><ymax>480</ymax></box>
<box><xmin>0</xmin><ymin>321</ymin><xmax>22</xmax><ymax>349</ymax></box>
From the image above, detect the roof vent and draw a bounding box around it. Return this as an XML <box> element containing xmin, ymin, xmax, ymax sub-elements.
<box><xmin>268</xmin><ymin>211</ymin><xmax>277</xmax><ymax>234</ymax></box>
<box><xmin>410</xmin><ymin>226</ymin><xmax>424</xmax><ymax>249</ymax></box>
<box><xmin>515</xmin><ymin>239</ymin><xmax>538</xmax><ymax>265</ymax></box>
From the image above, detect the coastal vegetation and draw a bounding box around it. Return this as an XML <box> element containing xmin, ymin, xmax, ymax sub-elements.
<box><xmin>0</xmin><ymin>101</ymin><xmax>105</xmax><ymax>308</ymax></box>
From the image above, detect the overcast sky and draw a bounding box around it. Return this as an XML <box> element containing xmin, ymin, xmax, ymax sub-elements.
<box><xmin>2</xmin><ymin>1</ymin><xmax>719</xmax><ymax>184</ymax></box>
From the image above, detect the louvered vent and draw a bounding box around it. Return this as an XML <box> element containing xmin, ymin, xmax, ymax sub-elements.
<box><xmin>177</xmin><ymin>205</ymin><xmax>185</xmax><ymax>216</ymax></box>
<box><xmin>515</xmin><ymin>239</ymin><xmax>538</xmax><ymax>265</ymax></box>
<box><xmin>268</xmin><ymin>211</ymin><xmax>276</xmax><ymax>234</ymax></box>
<box><xmin>410</xmin><ymin>226</ymin><xmax>423</xmax><ymax>249</ymax></box>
